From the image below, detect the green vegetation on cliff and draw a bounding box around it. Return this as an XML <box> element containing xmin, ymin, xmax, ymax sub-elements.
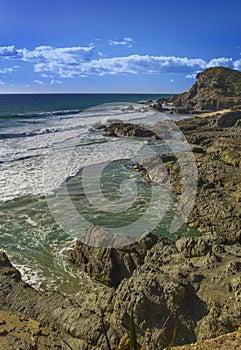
<box><xmin>200</xmin><ymin>66</ymin><xmax>241</xmax><ymax>97</ymax></box>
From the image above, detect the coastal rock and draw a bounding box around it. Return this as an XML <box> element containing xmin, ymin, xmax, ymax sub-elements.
<box><xmin>172</xmin><ymin>331</ymin><xmax>241</xmax><ymax>350</ymax></box>
<box><xmin>0</xmin><ymin>251</ymin><xmax>114</xmax><ymax>349</ymax></box>
<box><xmin>110</xmin><ymin>235</ymin><xmax>241</xmax><ymax>349</ymax></box>
<box><xmin>133</xmin><ymin>115</ymin><xmax>241</xmax><ymax>244</ymax></box>
<box><xmin>68</xmin><ymin>225</ymin><xmax>159</xmax><ymax>288</ymax></box>
<box><xmin>103</xmin><ymin>122</ymin><xmax>161</xmax><ymax>139</ymax></box>
<box><xmin>0</xmin><ymin>310</ymin><xmax>62</xmax><ymax>350</ymax></box>
<box><xmin>1</xmin><ymin>229</ymin><xmax>241</xmax><ymax>349</ymax></box>
<box><xmin>175</xmin><ymin>236</ymin><xmax>212</xmax><ymax>257</ymax></box>
<box><xmin>215</xmin><ymin>110</ymin><xmax>241</xmax><ymax>128</ymax></box>
<box><xmin>169</xmin><ymin>67</ymin><xmax>241</xmax><ymax>113</ymax></box>
<box><xmin>0</xmin><ymin>252</ymin><xmax>21</xmax><ymax>282</ymax></box>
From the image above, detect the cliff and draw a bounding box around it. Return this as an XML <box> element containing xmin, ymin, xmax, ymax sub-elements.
<box><xmin>167</xmin><ymin>66</ymin><xmax>241</xmax><ymax>113</ymax></box>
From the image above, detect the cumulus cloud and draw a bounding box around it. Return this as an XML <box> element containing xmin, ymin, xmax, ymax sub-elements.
<box><xmin>109</xmin><ymin>37</ymin><xmax>134</xmax><ymax>47</ymax></box>
<box><xmin>0</xmin><ymin>45</ymin><xmax>94</xmax><ymax>64</ymax></box>
<box><xmin>233</xmin><ymin>59</ymin><xmax>241</xmax><ymax>69</ymax></box>
<box><xmin>50</xmin><ymin>79</ymin><xmax>63</xmax><ymax>85</ymax></box>
<box><xmin>0</xmin><ymin>46</ymin><xmax>20</xmax><ymax>58</ymax></box>
<box><xmin>34</xmin><ymin>79</ymin><xmax>44</xmax><ymax>85</ymax></box>
<box><xmin>0</xmin><ymin>43</ymin><xmax>240</xmax><ymax>81</ymax></box>
<box><xmin>33</xmin><ymin>54</ymin><xmax>209</xmax><ymax>78</ymax></box>
<box><xmin>41</xmin><ymin>73</ymin><xmax>51</xmax><ymax>78</ymax></box>
<box><xmin>206</xmin><ymin>57</ymin><xmax>233</xmax><ymax>67</ymax></box>
<box><xmin>185</xmin><ymin>73</ymin><xmax>198</xmax><ymax>79</ymax></box>
<box><xmin>0</xmin><ymin>66</ymin><xmax>18</xmax><ymax>74</ymax></box>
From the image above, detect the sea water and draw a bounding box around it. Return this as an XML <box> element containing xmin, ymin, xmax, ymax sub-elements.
<box><xmin>0</xmin><ymin>93</ymin><xmax>197</xmax><ymax>293</ymax></box>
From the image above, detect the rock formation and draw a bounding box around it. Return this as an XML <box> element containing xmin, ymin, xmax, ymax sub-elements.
<box><xmin>164</xmin><ymin>67</ymin><xmax>241</xmax><ymax>113</ymax></box>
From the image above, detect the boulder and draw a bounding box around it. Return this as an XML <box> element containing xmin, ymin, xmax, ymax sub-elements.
<box><xmin>103</xmin><ymin>122</ymin><xmax>160</xmax><ymax>139</ymax></box>
<box><xmin>215</xmin><ymin>110</ymin><xmax>241</xmax><ymax>128</ymax></box>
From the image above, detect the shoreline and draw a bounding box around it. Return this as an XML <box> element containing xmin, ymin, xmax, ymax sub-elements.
<box><xmin>0</xmin><ymin>108</ymin><xmax>241</xmax><ymax>349</ymax></box>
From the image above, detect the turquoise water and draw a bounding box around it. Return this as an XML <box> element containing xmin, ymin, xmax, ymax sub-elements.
<box><xmin>0</xmin><ymin>93</ymin><xmax>198</xmax><ymax>293</ymax></box>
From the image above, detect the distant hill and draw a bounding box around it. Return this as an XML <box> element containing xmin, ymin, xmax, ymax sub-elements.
<box><xmin>168</xmin><ymin>67</ymin><xmax>241</xmax><ymax>113</ymax></box>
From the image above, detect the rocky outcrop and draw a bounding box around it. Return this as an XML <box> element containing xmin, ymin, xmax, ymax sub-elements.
<box><xmin>0</xmin><ymin>310</ymin><xmax>62</xmax><ymax>350</ymax></box>
<box><xmin>103</xmin><ymin>122</ymin><xmax>161</xmax><ymax>139</ymax></box>
<box><xmin>112</xmin><ymin>234</ymin><xmax>241</xmax><ymax>348</ymax></box>
<box><xmin>172</xmin><ymin>331</ymin><xmax>241</xmax><ymax>350</ymax></box>
<box><xmin>1</xmin><ymin>108</ymin><xmax>241</xmax><ymax>349</ymax></box>
<box><xmin>2</xmin><ymin>230</ymin><xmax>241</xmax><ymax>349</ymax></box>
<box><xmin>133</xmin><ymin>115</ymin><xmax>241</xmax><ymax>244</ymax></box>
<box><xmin>215</xmin><ymin>109</ymin><xmax>241</xmax><ymax>128</ymax></box>
<box><xmin>0</xmin><ymin>251</ymin><xmax>114</xmax><ymax>350</ymax></box>
<box><xmin>68</xmin><ymin>225</ymin><xmax>159</xmax><ymax>288</ymax></box>
<box><xmin>167</xmin><ymin>67</ymin><xmax>241</xmax><ymax>113</ymax></box>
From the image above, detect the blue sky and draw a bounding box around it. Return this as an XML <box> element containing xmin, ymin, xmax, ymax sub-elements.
<box><xmin>0</xmin><ymin>0</ymin><xmax>241</xmax><ymax>93</ymax></box>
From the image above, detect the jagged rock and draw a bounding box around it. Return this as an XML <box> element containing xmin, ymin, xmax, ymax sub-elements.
<box><xmin>1</xmin><ymin>229</ymin><xmax>241</xmax><ymax>349</ymax></box>
<box><xmin>103</xmin><ymin>122</ymin><xmax>161</xmax><ymax>139</ymax></box>
<box><xmin>151</xmin><ymin>102</ymin><xmax>163</xmax><ymax>111</ymax></box>
<box><xmin>68</xmin><ymin>226</ymin><xmax>159</xmax><ymax>288</ymax></box>
<box><xmin>132</xmin><ymin>115</ymin><xmax>241</xmax><ymax>244</ymax></box>
<box><xmin>175</xmin><ymin>237</ymin><xmax>212</xmax><ymax>257</ymax></box>
<box><xmin>215</xmin><ymin>110</ymin><xmax>241</xmax><ymax>128</ymax></box>
<box><xmin>110</xmin><ymin>235</ymin><xmax>241</xmax><ymax>349</ymax></box>
<box><xmin>0</xmin><ymin>252</ymin><xmax>21</xmax><ymax>282</ymax></box>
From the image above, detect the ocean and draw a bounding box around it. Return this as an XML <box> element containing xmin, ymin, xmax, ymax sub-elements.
<box><xmin>0</xmin><ymin>93</ymin><xmax>197</xmax><ymax>293</ymax></box>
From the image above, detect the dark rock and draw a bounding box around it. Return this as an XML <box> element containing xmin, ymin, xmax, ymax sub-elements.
<box><xmin>68</xmin><ymin>225</ymin><xmax>159</xmax><ymax>288</ymax></box>
<box><xmin>151</xmin><ymin>102</ymin><xmax>163</xmax><ymax>111</ymax></box>
<box><xmin>0</xmin><ymin>252</ymin><xmax>21</xmax><ymax>282</ymax></box>
<box><xmin>103</xmin><ymin>122</ymin><xmax>160</xmax><ymax>139</ymax></box>
<box><xmin>215</xmin><ymin>110</ymin><xmax>241</xmax><ymax>128</ymax></box>
<box><xmin>1</xmin><ymin>230</ymin><xmax>241</xmax><ymax>349</ymax></box>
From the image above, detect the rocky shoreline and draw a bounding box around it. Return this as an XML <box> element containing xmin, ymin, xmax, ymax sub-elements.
<box><xmin>1</xmin><ymin>107</ymin><xmax>241</xmax><ymax>349</ymax></box>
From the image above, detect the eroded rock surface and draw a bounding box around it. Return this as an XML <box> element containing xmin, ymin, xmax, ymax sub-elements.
<box><xmin>134</xmin><ymin>115</ymin><xmax>241</xmax><ymax>244</ymax></box>
<box><xmin>167</xmin><ymin>67</ymin><xmax>241</xmax><ymax>113</ymax></box>
<box><xmin>68</xmin><ymin>226</ymin><xmax>159</xmax><ymax>287</ymax></box>
<box><xmin>1</xmin><ymin>231</ymin><xmax>241</xmax><ymax>349</ymax></box>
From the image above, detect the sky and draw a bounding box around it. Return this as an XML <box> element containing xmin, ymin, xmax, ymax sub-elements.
<box><xmin>0</xmin><ymin>0</ymin><xmax>241</xmax><ymax>93</ymax></box>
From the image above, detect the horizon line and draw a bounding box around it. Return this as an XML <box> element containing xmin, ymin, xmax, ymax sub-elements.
<box><xmin>0</xmin><ymin>91</ymin><xmax>177</xmax><ymax>95</ymax></box>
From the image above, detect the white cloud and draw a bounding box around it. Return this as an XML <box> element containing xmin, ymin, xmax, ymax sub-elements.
<box><xmin>0</xmin><ymin>45</ymin><xmax>94</xmax><ymax>64</ymax></box>
<box><xmin>0</xmin><ymin>80</ymin><xmax>5</xmax><ymax>85</ymax></box>
<box><xmin>34</xmin><ymin>79</ymin><xmax>44</xmax><ymax>85</ymax></box>
<box><xmin>170</xmin><ymin>78</ymin><xmax>174</xmax><ymax>83</ymax></box>
<box><xmin>50</xmin><ymin>79</ymin><xmax>63</xmax><ymax>85</ymax></box>
<box><xmin>0</xmin><ymin>67</ymin><xmax>18</xmax><ymax>74</ymax></box>
<box><xmin>41</xmin><ymin>73</ymin><xmax>50</xmax><ymax>78</ymax></box>
<box><xmin>0</xmin><ymin>43</ymin><xmax>240</xmax><ymax>81</ymax></box>
<box><xmin>233</xmin><ymin>59</ymin><xmax>241</xmax><ymax>69</ymax></box>
<box><xmin>109</xmin><ymin>37</ymin><xmax>134</xmax><ymax>47</ymax></box>
<box><xmin>207</xmin><ymin>57</ymin><xmax>233</xmax><ymax>68</ymax></box>
<box><xmin>0</xmin><ymin>46</ymin><xmax>20</xmax><ymax>58</ymax></box>
<box><xmin>34</xmin><ymin>54</ymin><xmax>209</xmax><ymax>78</ymax></box>
<box><xmin>185</xmin><ymin>73</ymin><xmax>198</xmax><ymax>79</ymax></box>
